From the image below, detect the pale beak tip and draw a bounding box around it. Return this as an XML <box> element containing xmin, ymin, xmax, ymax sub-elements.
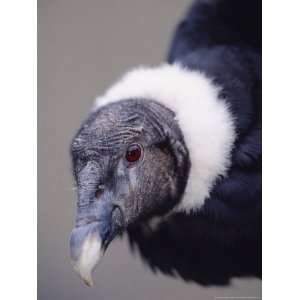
<box><xmin>82</xmin><ymin>275</ymin><xmax>94</xmax><ymax>287</ymax></box>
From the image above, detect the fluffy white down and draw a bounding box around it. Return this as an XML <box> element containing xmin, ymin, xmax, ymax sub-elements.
<box><xmin>94</xmin><ymin>64</ymin><xmax>236</xmax><ymax>213</ymax></box>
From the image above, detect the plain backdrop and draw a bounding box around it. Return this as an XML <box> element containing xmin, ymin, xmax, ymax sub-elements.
<box><xmin>38</xmin><ymin>1</ymin><xmax>261</xmax><ymax>299</ymax></box>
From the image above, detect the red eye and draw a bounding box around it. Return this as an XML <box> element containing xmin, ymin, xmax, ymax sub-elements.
<box><xmin>125</xmin><ymin>144</ymin><xmax>142</xmax><ymax>163</ymax></box>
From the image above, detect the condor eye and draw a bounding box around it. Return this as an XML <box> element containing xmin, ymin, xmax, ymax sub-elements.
<box><xmin>125</xmin><ymin>144</ymin><xmax>142</xmax><ymax>163</ymax></box>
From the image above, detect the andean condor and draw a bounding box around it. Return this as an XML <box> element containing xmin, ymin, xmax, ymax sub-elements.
<box><xmin>69</xmin><ymin>0</ymin><xmax>261</xmax><ymax>287</ymax></box>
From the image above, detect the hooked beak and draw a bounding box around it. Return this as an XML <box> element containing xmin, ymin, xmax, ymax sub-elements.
<box><xmin>69</xmin><ymin>222</ymin><xmax>103</xmax><ymax>287</ymax></box>
<box><xmin>69</xmin><ymin>203</ymin><xmax>124</xmax><ymax>287</ymax></box>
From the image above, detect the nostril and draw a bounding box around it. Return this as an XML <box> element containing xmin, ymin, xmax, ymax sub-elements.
<box><xmin>95</xmin><ymin>186</ymin><xmax>104</xmax><ymax>199</ymax></box>
<box><xmin>95</xmin><ymin>189</ymin><xmax>102</xmax><ymax>199</ymax></box>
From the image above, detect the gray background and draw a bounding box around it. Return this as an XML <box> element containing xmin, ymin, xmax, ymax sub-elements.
<box><xmin>38</xmin><ymin>1</ymin><xmax>261</xmax><ymax>299</ymax></box>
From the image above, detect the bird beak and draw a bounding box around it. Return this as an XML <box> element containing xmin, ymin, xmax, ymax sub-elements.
<box><xmin>69</xmin><ymin>160</ymin><xmax>125</xmax><ymax>286</ymax></box>
<box><xmin>69</xmin><ymin>222</ymin><xmax>104</xmax><ymax>287</ymax></box>
<box><xmin>69</xmin><ymin>199</ymin><xmax>124</xmax><ymax>287</ymax></box>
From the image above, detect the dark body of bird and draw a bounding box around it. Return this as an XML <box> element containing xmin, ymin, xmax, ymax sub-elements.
<box><xmin>69</xmin><ymin>0</ymin><xmax>261</xmax><ymax>287</ymax></box>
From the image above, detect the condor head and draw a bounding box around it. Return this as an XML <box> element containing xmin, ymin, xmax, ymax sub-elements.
<box><xmin>69</xmin><ymin>99</ymin><xmax>190</xmax><ymax>286</ymax></box>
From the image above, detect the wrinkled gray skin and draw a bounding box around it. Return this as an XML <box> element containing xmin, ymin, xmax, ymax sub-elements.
<box><xmin>69</xmin><ymin>99</ymin><xmax>190</xmax><ymax>286</ymax></box>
